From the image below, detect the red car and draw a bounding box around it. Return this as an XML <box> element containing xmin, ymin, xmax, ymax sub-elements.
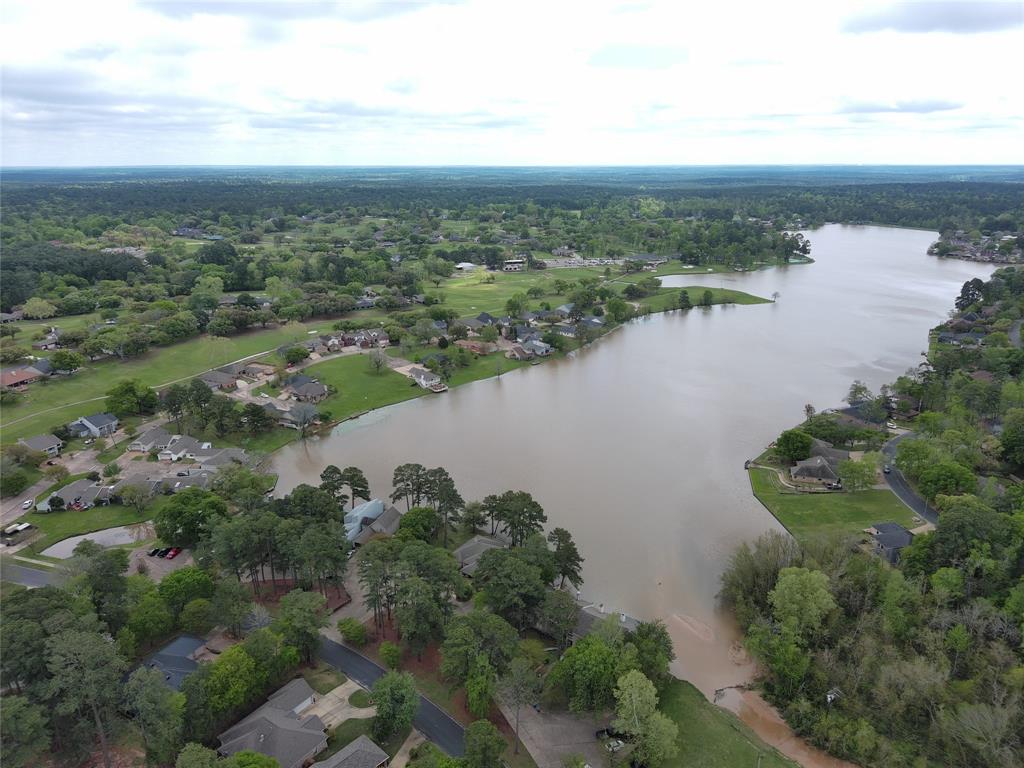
<box><xmin>165</xmin><ymin>547</ymin><xmax>181</xmax><ymax>560</ymax></box>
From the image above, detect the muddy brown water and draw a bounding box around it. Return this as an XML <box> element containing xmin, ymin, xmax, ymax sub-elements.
<box><xmin>272</xmin><ymin>225</ymin><xmax>994</xmax><ymax>765</ymax></box>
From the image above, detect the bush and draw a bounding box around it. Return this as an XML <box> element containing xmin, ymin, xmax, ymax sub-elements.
<box><xmin>776</xmin><ymin>429</ymin><xmax>814</xmax><ymax>462</ymax></box>
<box><xmin>380</xmin><ymin>641</ymin><xmax>401</xmax><ymax>670</ymax></box>
<box><xmin>179</xmin><ymin>598</ymin><xmax>214</xmax><ymax>634</ymax></box>
<box><xmin>337</xmin><ymin>617</ymin><xmax>368</xmax><ymax>646</ymax></box>
<box><xmin>0</xmin><ymin>468</ymin><xmax>30</xmax><ymax>497</ymax></box>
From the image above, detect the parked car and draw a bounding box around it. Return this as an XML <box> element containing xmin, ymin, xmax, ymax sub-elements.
<box><xmin>83</xmin><ymin>439</ymin><xmax>94</xmax><ymax>445</ymax></box>
<box><xmin>147</xmin><ymin>547</ymin><xmax>161</xmax><ymax>556</ymax></box>
<box><xmin>176</xmin><ymin>472</ymin><xmax>188</xmax><ymax>477</ymax></box>
<box><xmin>825</xmin><ymin>480</ymin><xmax>843</xmax><ymax>490</ymax></box>
<box><xmin>883</xmin><ymin>465</ymin><xmax>892</xmax><ymax>474</ymax></box>
<box><xmin>605</xmin><ymin>740</ymin><xmax>624</xmax><ymax>753</ymax></box>
<box><xmin>156</xmin><ymin>548</ymin><xmax>171</xmax><ymax>558</ymax></box>
<box><xmin>166</xmin><ymin>547</ymin><xmax>181</xmax><ymax>559</ymax></box>
<box><xmin>21</xmin><ymin>499</ymin><xmax>34</xmax><ymax>510</ymax></box>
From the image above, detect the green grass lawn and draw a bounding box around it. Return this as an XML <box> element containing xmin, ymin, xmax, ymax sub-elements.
<box><xmin>661</xmin><ymin>679</ymin><xmax>797</xmax><ymax>768</ymax></box>
<box><xmin>301</xmin><ymin>662</ymin><xmax>348</xmax><ymax>695</ymax></box>
<box><xmin>304</xmin><ymin>354</ymin><xmax>427</xmax><ymax>422</ymax></box>
<box><xmin>428</xmin><ymin>268</ymin><xmax>606</xmax><ymax>317</ymax></box>
<box><xmin>749</xmin><ymin>467</ymin><xmax>916</xmax><ymax>542</ymax></box>
<box><xmin>17</xmin><ymin>499</ymin><xmax>163</xmax><ymax>557</ymax></box>
<box><xmin>348</xmin><ymin>689</ymin><xmax>372</xmax><ymax>708</ymax></box>
<box><xmin>1</xmin><ymin>321</ymin><xmax>329</xmax><ymax>443</ymax></box>
<box><xmin>636</xmin><ymin>286</ymin><xmax>771</xmax><ymax>313</ymax></box>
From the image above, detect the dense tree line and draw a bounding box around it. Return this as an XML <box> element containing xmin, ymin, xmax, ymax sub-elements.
<box><xmin>722</xmin><ymin>268</ymin><xmax>1024</xmax><ymax>767</ymax></box>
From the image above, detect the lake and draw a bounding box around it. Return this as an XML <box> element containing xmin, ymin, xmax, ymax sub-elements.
<box><xmin>271</xmin><ymin>224</ymin><xmax>995</xmax><ymax>696</ymax></box>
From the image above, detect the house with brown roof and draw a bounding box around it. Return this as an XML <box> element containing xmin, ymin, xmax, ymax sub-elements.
<box><xmin>1</xmin><ymin>368</ymin><xmax>43</xmax><ymax>388</ymax></box>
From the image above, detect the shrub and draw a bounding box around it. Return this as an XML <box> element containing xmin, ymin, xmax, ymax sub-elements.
<box><xmin>380</xmin><ymin>641</ymin><xmax>401</xmax><ymax>670</ymax></box>
<box><xmin>337</xmin><ymin>617</ymin><xmax>368</xmax><ymax>647</ymax></box>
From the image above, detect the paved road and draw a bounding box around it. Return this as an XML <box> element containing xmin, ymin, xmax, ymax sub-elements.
<box><xmin>0</xmin><ymin>560</ymin><xmax>63</xmax><ymax>588</ymax></box>
<box><xmin>881</xmin><ymin>432</ymin><xmax>938</xmax><ymax>525</ymax></box>
<box><xmin>318</xmin><ymin>637</ymin><xmax>465</xmax><ymax>757</ymax></box>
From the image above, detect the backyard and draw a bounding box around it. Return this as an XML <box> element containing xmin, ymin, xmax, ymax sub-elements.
<box><xmin>748</xmin><ymin>467</ymin><xmax>916</xmax><ymax>542</ymax></box>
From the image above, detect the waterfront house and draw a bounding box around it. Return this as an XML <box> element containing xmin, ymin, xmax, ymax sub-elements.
<box><xmin>285</xmin><ymin>380</ymin><xmax>329</xmax><ymax>403</ymax></box>
<box><xmin>452</xmin><ymin>535</ymin><xmax>505</xmax><ymax>577</ymax></box>
<box><xmin>159</xmin><ymin>435</ymin><xmax>210</xmax><ymax>462</ymax></box>
<box><xmin>506</xmin><ymin>345</ymin><xmax>533</xmax><ymax>361</ymax></box>
<box><xmin>475</xmin><ymin>312</ymin><xmax>496</xmax><ymax>326</ymax></box>
<box><xmin>69</xmin><ymin>412</ymin><xmax>120</xmax><ymax>438</ymax></box>
<box><xmin>523</xmin><ymin>340</ymin><xmax>552</xmax><ymax>357</ymax></box>
<box><xmin>18</xmin><ymin>433</ymin><xmax>63</xmax><ymax>458</ymax></box>
<box><xmin>790</xmin><ymin>455</ymin><xmax>839</xmax><ymax>483</ymax></box>
<box><xmin>408</xmin><ymin>366</ymin><xmax>447</xmax><ymax>392</ymax></box>
<box><xmin>553</xmin><ymin>324</ymin><xmax>578</xmax><ymax>338</ymax></box>
<box><xmin>352</xmin><ymin>505</ymin><xmax>404</xmax><ymax>546</ymax></box>
<box><xmin>868</xmin><ymin>522</ymin><xmax>914</xmax><ymax>564</ymax></box>
<box><xmin>217</xmin><ymin>679</ymin><xmax>327</xmax><ymax>768</ymax></box>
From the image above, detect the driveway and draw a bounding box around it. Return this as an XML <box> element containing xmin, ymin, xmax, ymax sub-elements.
<box><xmin>881</xmin><ymin>432</ymin><xmax>938</xmax><ymax>525</ymax></box>
<box><xmin>1</xmin><ymin>447</ymin><xmax>102</xmax><ymax>527</ymax></box>
<box><xmin>495</xmin><ymin>698</ymin><xmax>604</xmax><ymax>768</ymax></box>
<box><xmin>318</xmin><ymin>637</ymin><xmax>465</xmax><ymax>757</ymax></box>
<box><xmin>305</xmin><ymin>679</ymin><xmax>375</xmax><ymax>729</ymax></box>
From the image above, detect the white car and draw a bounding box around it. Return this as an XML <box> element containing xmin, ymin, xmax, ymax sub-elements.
<box><xmin>21</xmin><ymin>499</ymin><xmax>34</xmax><ymax>510</ymax></box>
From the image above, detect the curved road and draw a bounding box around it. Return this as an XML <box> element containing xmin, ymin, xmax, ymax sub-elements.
<box><xmin>881</xmin><ymin>432</ymin><xmax>938</xmax><ymax>525</ymax></box>
<box><xmin>318</xmin><ymin>637</ymin><xmax>465</xmax><ymax>757</ymax></box>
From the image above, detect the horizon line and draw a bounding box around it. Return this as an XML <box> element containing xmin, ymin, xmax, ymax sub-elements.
<box><xmin>4</xmin><ymin>163</ymin><xmax>1024</xmax><ymax>170</ymax></box>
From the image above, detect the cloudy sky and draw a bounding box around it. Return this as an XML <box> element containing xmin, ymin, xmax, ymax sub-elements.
<box><xmin>1</xmin><ymin>0</ymin><xmax>1022</xmax><ymax>166</ymax></box>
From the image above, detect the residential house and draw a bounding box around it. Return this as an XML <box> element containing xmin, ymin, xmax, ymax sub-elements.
<box><xmin>808</xmin><ymin>438</ymin><xmax>849</xmax><ymax>465</ymax></box>
<box><xmin>502</xmin><ymin>258</ymin><xmax>526</xmax><ymax>272</ymax></box>
<box><xmin>506</xmin><ymin>344</ymin><xmax>533</xmax><ymax>361</ymax></box>
<box><xmin>218</xmin><ymin>679</ymin><xmax>327</xmax><ymax>768</ymax></box>
<box><xmin>128</xmin><ymin>427</ymin><xmax>173</xmax><ymax>453</ymax></box>
<box><xmin>37</xmin><ymin>478</ymin><xmax>113</xmax><ymax>512</ymax></box>
<box><xmin>352</xmin><ymin>505</ymin><xmax>405</xmax><ymax>546</ymax></box>
<box><xmin>790</xmin><ymin>455</ymin><xmax>839</xmax><ymax>483</ymax></box>
<box><xmin>523</xmin><ymin>340</ymin><xmax>552</xmax><ymax>357</ymax></box>
<box><xmin>31</xmin><ymin>329</ymin><xmax>61</xmax><ymax>350</ymax></box>
<box><xmin>29</xmin><ymin>358</ymin><xmax>54</xmax><ymax>376</ymax></box>
<box><xmin>461</xmin><ymin>318</ymin><xmax>484</xmax><ymax>332</ymax></box>
<box><xmin>868</xmin><ymin>522</ymin><xmax>914</xmax><ymax>564</ymax></box>
<box><xmin>1</xmin><ymin>368</ymin><xmax>43</xmax><ymax>388</ymax></box>
<box><xmin>242</xmin><ymin>362</ymin><xmax>277</xmax><ymax>379</ymax></box>
<box><xmin>159</xmin><ymin>435</ymin><xmax>211</xmax><ymax>462</ymax></box>
<box><xmin>407</xmin><ymin>366</ymin><xmax>447</xmax><ymax>392</ymax></box>
<box><xmin>552</xmin><ymin>324</ymin><xmax>578</xmax><ymax>338</ymax></box>
<box><xmin>18</xmin><ymin>434</ymin><xmax>63</xmax><ymax>458</ymax></box>
<box><xmin>571</xmin><ymin>603</ymin><xmax>640</xmax><ymax>644</ymax></box>
<box><xmin>452</xmin><ymin>535</ymin><xmax>505</xmax><ymax>577</ymax></box>
<box><xmin>475</xmin><ymin>312</ymin><xmax>496</xmax><ymax>326</ymax></box>
<box><xmin>343</xmin><ymin>499</ymin><xmax>386</xmax><ymax>541</ymax></box>
<box><xmin>310</xmin><ymin>735</ymin><xmax>389</xmax><ymax>768</ymax></box>
<box><xmin>138</xmin><ymin>635</ymin><xmax>205</xmax><ymax>690</ymax></box>
<box><xmin>198</xmin><ymin>448</ymin><xmax>249</xmax><ymax>471</ymax></box>
<box><xmin>555</xmin><ymin>303</ymin><xmax>575</xmax><ymax>315</ymax></box>
<box><xmin>0</xmin><ymin>310</ymin><xmax>24</xmax><ymax>323</ymax></box>
<box><xmin>199</xmin><ymin>370</ymin><xmax>237</xmax><ymax>391</ymax></box>
<box><xmin>286</xmin><ymin>380</ymin><xmax>329</xmax><ymax>403</ymax></box>
<box><xmin>69</xmin><ymin>412</ymin><xmax>119</xmax><ymax>438</ymax></box>
<box><xmin>355</xmin><ymin>297</ymin><xmax>376</xmax><ymax>310</ymax></box>
<box><xmin>263</xmin><ymin>401</ymin><xmax>305</xmax><ymax>429</ymax></box>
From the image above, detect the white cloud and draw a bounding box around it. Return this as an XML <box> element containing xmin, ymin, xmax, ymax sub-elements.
<box><xmin>1</xmin><ymin>0</ymin><xmax>1021</xmax><ymax>165</ymax></box>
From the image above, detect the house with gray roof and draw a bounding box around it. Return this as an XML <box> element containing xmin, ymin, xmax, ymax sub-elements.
<box><xmin>311</xmin><ymin>735</ymin><xmax>388</xmax><ymax>768</ymax></box>
<box><xmin>287</xmin><ymin>380</ymin><xmax>329</xmax><ymax>403</ymax></box>
<box><xmin>352</xmin><ymin>505</ymin><xmax>404</xmax><ymax>546</ymax></box>
<box><xmin>790</xmin><ymin>455</ymin><xmax>839</xmax><ymax>483</ymax></box>
<box><xmin>218</xmin><ymin>678</ymin><xmax>326</xmax><ymax>768</ymax></box>
<box><xmin>128</xmin><ymin>427</ymin><xmax>173</xmax><ymax>453</ymax></box>
<box><xmin>69</xmin><ymin>412</ymin><xmax>119</xmax><ymax>438</ymax></box>
<box><xmin>198</xmin><ymin>448</ymin><xmax>249</xmax><ymax>470</ymax></box>
<box><xmin>523</xmin><ymin>340</ymin><xmax>552</xmax><ymax>357</ymax></box>
<box><xmin>37</xmin><ymin>478</ymin><xmax>114</xmax><ymax>512</ymax></box>
<box><xmin>18</xmin><ymin>433</ymin><xmax>63</xmax><ymax>458</ymax></box>
<box><xmin>452</xmin><ymin>535</ymin><xmax>504</xmax><ymax>577</ymax></box>
<box><xmin>199</xmin><ymin>370</ymin><xmax>238</xmax><ymax>391</ymax></box>
<box><xmin>159</xmin><ymin>435</ymin><xmax>210</xmax><ymax>462</ymax></box>
<box><xmin>868</xmin><ymin>523</ymin><xmax>914</xmax><ymax>564</ymax></box>
<box><xmin>138</xmin><ymin>635</ymin><xmax>205</xmax><ymax>690</ymax></box>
